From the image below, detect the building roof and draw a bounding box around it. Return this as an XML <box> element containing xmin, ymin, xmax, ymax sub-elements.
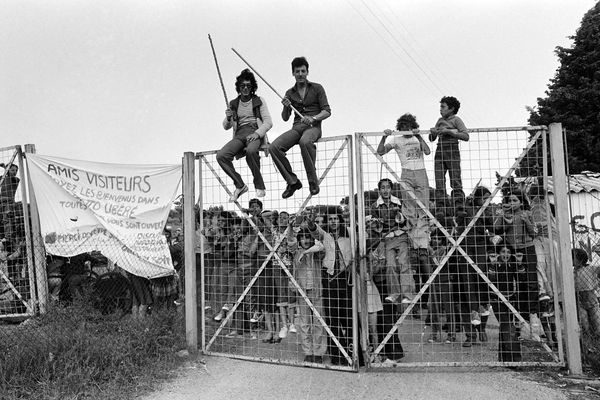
<box><xmin>548</xmin><ymin>171</ymin><xmax>600</xmax><ymax>194</ymax></box>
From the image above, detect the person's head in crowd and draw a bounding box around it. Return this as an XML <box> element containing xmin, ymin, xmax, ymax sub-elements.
<box><xmin>429</xmin><ymin>230</ymin><xmax>446</xmax><ymax>249</ymax></box>
<box><xmin>277</xmin><ymin>211</ymin><xmax>290</xmax><ymax>228</ymax></box>
<box><xmin>498</xmin><ymin>243</ymin><xmax>515</xmax><ymax>263</ymax></box>
<box><xmin>572</xmin><ymin>248</ymin><xmax>589</xmax><ymax>268</ymax></box>
<box><xmin>314</xmin><ymin>211</ymin><xmax>326</xmax><ymax>229</ymax></box>
<box><xmin>261</xmin><ymin>210</ymin><xmax>275</xmax><ymax>229</ymax></box>
<box><xmin>440</xmin><ymin>96</ymin><xmax>461</xmax><ymax>117</ymax></box>
<box><xmin>297</xmin><ymin>227</ymin><xmax>315</xmax><ymax>249</ymax></box>
<box><xmin>472</xmin><ymin>186</ymin><xmax>492</xmax><ymax>207</ymax></box>
<box><xmin>503</xmin><ymin>191</ymin><xmax>529</xmax><ymax>214</ymax></box>
<box><xmin>326</xmin><ymin>206</ymin><xmax>347</xmax><ymax>237</ymax></box>
<box><xmin>377</xmin><ymin>178</ymin><xmax>393</xmax><ymax>200</ymax></box>
<box><xmin>487</xmin><ymin>247</ymin><xmax>499</xmax><ymax>264</ymax></box>
<box><xmin>229</xmin><ymin>216</ymin><xmax>243</xmax><ymax>238</ymax></box>
<box><xmin>528</xmin><ymin>183</ymin><xmax>546</xmax><ymax>200</ymax></box>
<box><xmin>235</xmin><ymin>68</ymin><xmax>258</xmax><ymax>96</ymax></box>
<box><xmin>395</xmin><ymin>113</ymin><xmax>419</xmax><ymax>135</ymax></box>
<box><xmin>248</xmin><ymin>198</ymin><xmax>263</xmax><ymax>217</ymax></box>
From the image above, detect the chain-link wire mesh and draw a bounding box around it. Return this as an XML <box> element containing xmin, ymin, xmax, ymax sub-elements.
<box><xmin>197</xmin><ymin>135</ymin><xmax>358</xmax><ymax>370</ymax></box>
<box><xmin>356</xmin><ymin>126</ymin><xmax>562</xmax><ymax>367</ymax></box>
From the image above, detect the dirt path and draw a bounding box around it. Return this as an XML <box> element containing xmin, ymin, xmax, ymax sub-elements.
<box><xmin>142</xmin><ymin>355</ymin><xmax>569</xmax><ymax>400</ymax></box>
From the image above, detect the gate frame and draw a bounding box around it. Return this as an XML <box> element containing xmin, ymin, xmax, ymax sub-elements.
<box><xmin>183</xmin><ymin>123</ymin><xmax>582</xmax><ymax>373</ymax></box>
<box><xmin>185</xmin><ymin>135</ymin><xmax>359</xmax><ymax>371</ymax></box>
<box><xmin>355</xmin><ymin>126</ymin><xmax>574</xmax><ymax>368</ymax></box>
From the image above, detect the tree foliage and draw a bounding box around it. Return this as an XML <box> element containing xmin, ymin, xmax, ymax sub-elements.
<box><xmin>521</xmin><ymin>2</ymin><xmax>600</xmax><ymax>175</ymax></box>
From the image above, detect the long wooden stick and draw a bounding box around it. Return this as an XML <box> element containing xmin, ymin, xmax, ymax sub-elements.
<box><xmin>208</xmin><ymin>34</ymin><xmax>230</xmax><ymax>109</ymax></box>
<box><xmin>231</xmin><ymin>47</ymin><xmax>305</xmax><ymax>119</ymax></box>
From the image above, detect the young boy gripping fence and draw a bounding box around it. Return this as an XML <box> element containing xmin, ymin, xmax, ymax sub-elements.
<box><xmin>429</xmin><ymin>96</ymin><xmax>469</xmax><ymax>220</ymax></box>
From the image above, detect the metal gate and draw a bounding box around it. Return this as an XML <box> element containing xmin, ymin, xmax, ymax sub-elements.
<box><xmin>194</xmin><ymin>135</ymin><xmax>358</xmax><ymax>371</ymax></box>
<box><xmin>355</xmin><ymin>126</ymin><xmax>565</xmax><ymax>367</ymax></box>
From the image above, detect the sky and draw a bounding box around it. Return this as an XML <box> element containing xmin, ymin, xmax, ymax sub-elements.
<box><xmin>1</xmin><ymin>0</ymin><xmax>597</xmax><ymax>166</ymax></box>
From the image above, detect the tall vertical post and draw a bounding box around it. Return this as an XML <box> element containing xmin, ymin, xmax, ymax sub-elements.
<box><xmin>549</xmin><ymin>123</ymin><xmax>582</xmax><ymax>374</ymax></box>
<box><xmin>354</xmin><ymin>133</ymin><xmax>370</xmax><ymax>366</ymax></box>
<box><xmin>16</xmin><ymin>146</ymin><xmax>38</xmax><ymax>315</ymax></box>
<box><xmin>183</xmin><ymin>152</ymin><xmax>198</xmax><ymax>353</ymax></box>
<box><xmin>23</xmin><ymin>144</ymin><xmax>48</xmax><ymax>314</ymax></box>
<box><xmin>346</xmin><ymin>136</ymin><xmax>360</xmax><ymax>369</ymax></box>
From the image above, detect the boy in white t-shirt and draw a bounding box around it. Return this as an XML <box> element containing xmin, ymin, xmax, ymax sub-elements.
<box><xmin>377</xmin><ymin>114</ymin><xmax>432</xmax><ymax>299</ymax></box>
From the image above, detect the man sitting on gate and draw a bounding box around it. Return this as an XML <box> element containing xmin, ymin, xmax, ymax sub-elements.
<box><xmin>217</xmin><ymin>69</ymin><xmax>273</xmax><ymax>202</ymax></box>
<box><xmin>270</xmin><ymin>56</ymin><xmax>331</xmax><ymax>198</ymax></box>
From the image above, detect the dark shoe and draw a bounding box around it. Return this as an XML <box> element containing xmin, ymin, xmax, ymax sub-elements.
<box><xmin>304</xmin><ymin>355</ymin><xmax>314</xmax><ymax>363</ymax></box>
<box><xmin>463</xmin><ymin>338</ymin><xmax>473</xmax><ymax>347</ymax></box>
<box><xmin>271</xmin><ymin>337</ymin><xmax>282</xmax><ymax>344</ymax></box>
<box><xmin>282</xmin><ymin>181</ymin><xmax>302</xmax><ymax>199</ymax></box>
<box><xmin>313</xmin><ymin>356</ymin><xmax>323</xmax><ymax>363</ymax></box>
<box><xmin>309</xmin><ymin>182</ymin><xmax>320</xmax><ymax>196</ymax></box>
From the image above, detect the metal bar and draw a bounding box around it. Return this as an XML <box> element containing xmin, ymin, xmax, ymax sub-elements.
<box><xmin>542</xmin><ymin>128</ymin><xmax>564</xmax><ymax>363</ymax></box>
<box><xmin>373</xmin><ymin>130</ymin><xmax>552</xmax><ymax>358</ymax></box>
<box><xmin>357</xmin><ymin>126</ymin><xmax>547</xmax><ymax>138</ymax></box>
<box><xmin>198</xmin><ymin>156</ymin><xmax>206</xmax><ymax>352</ymax></box>
<box><xmin>23</xmin><ymin>144</ymin><xmax>48</xmax><ymax>314</ymax></box>
<box><xmin>208</xmin><ymin>34</ymin><xmax>230</xmax><ymax>109</ymax></box>
<box><xmin>16</xmin><ymin>146</ymin><xmax>37</xmax><ymax>316</ymax></box>
<box><xmin>370</xmin><ymin>361</ymin><xmax>564</xmax><ymax>368</ymax></box>
<box><xmin>549</xmin><ymin>122</ymin><xmax>582</xmax><ymax>375</ymax></box>
<box><xmin>205</xmin><ymin>351</ymin><xmax>356</xmax><ymax>372</ymax></box>
<box><xmin>354</xmin><ymin>133</ymin><xmax>372</xmax><ymax>367</ymax></box>
<box><xmin>182</xmin><ymin>152</ymin><xmax>198</xmax><ymax>353</ymax></box>
<box><xmin>201</xmin><ymin>151</ymin><xmax>353</xmax><ymax>363</ymax></box>
<box><xmin>346</xmin><ymin>136</ymin><xmax>361</xmax><ymax>371</ymax></box>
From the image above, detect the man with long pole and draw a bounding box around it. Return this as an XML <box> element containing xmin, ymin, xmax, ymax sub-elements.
<box><xmin>270</xmin><ymin>57</ymin><xmax>331</xmax><ymax>198</ymax></box>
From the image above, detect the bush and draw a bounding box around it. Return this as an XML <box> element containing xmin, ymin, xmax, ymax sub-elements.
<box><xmin>0</xmin><ymin>298</ymin><xmax>186</xmax><ymax>400</ymax></box>
<box><xmin>581</xmin><ymin>331</ymin><xmax>600</xmax><ymax>374</ymax></box>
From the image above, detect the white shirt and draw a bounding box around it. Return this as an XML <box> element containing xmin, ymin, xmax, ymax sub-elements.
<box><xmin>385</xmin><ymin>135</ymin><xmax>425</xmax><ymax>171</ymax></box>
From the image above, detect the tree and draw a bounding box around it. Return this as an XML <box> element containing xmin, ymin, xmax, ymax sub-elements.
<box><xmin>522</xmin><ymin>2</ymin><xmax>600</xmax><ymax>175</ymax></box>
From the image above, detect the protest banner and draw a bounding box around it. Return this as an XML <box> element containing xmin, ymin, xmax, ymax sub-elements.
<box><xmin>27</xmin><ymin>154</ymin><xmax>182</xmax><ymax>278</ymax></box>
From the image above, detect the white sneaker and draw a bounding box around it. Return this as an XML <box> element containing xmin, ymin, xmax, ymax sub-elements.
<box><xmin>480</xmin><ymin>305</ymin><xmax>491</xmax><ymax>317</ymax></box>
<box><xmin>256</xmin><ymin>189</ymin><xmax>266</xmax><ymax>198</ymax></box>
<box><xmin>289</xmin><ymin>324</ymin><xmax>297</xmax><ymax>333</ymax></box>
<box><xmin>279</xmin><ymin>325</ymin><xmax>289</xmax><ymax>339</ymax></box>
<box><xmin>229</xmin><ymin>184</ymin><xmax>248</xmax><ymax>202</ymax></box>
<box><xmin>539</xmin><ymin>293</ymin><xmax>551</xmax><ymax>302</ymax></box>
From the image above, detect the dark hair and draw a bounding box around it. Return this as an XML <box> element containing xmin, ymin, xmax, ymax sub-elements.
<box><xmin>529</xmin><ymin>183</ymin><xmax>546</xmax><ymax>199</ymax></box>
<box><xmin>378</xmin><ymin>178</ymin><xmax>393</xmax><ymax>190</ymax></box>
<box><xmin>297</xmin><ymin>227</ymin><xmax>313</xmax><ymax>242</ymax></box>
<box><xmin>572</xmin><ymin>248</ymin><xmax>589</xmax><ymax>266</ymax></box>
<box><xmin>441</xmin><ymin>96</ymin><xmax>460</xmax><ymax>114</ymax></box>
<box><xmin>472</xmin><ymin>186</ymin><xmax>491</xmax><ymax>207</ymax></box>
<box><xmin>503</xmin><ymin>191</ymin><xmax>529</xmax><ymax>210</ymax></box>
<box><xmin>248</xmin><ymin>198</ymin><xmax>263</xmax><ymax>209</ymax></box>
<box><xmin>291</xmin><ymin>57</ymin><xmax>309</xmax><ymax>72</ymax></box>
<box><xmin>235</xmin><ymin>69</ymin><xmax>258</xmax><ymax>95</ymax></box>
<box><xmin>395</xmin><ymin>113</ymin><xmax>419</xmax><ymax>130</ymax></box>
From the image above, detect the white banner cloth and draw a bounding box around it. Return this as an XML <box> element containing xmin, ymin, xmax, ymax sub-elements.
<box><xmin>27</xmin><ymin>154</ymin><xmax>181</xmax><ymax>278</ymax></box>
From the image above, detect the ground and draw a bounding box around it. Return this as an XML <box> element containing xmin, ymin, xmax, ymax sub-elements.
<box><xmin>141</xmin><ymin>355</ymin><xmax>576</xmax><ymax>400</ymax></box>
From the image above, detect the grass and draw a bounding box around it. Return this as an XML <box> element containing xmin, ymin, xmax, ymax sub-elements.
<box><xmin>0</xmin><ymin>298</ymin><xmax>186</xmax><ymax>400</ymax></box>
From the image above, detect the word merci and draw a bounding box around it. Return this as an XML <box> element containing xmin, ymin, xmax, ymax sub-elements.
<box><xmin>60</xmin><ymin>199</ymin><xmax>138</xmax><ymax>218</ymax></box>
<box><xmin>47</xmin><ymin>164</ymin><xmax>152</xmax><ymax>193</ymax></box>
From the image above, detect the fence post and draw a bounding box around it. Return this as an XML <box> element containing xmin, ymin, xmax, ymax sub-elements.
<box><xmin>183</xmin><ymin>152</ymin><xmax>198</xmax><ymax>353</ymax></box>
<box><xmin>23</xmin><ymin>144</ymin><xmax>48</xmax><ymax>314</ymax></box>
<box><xmin>549</xmin><ymin>122</ymin><xmax>582</xmax><ymax>374</ymax></box>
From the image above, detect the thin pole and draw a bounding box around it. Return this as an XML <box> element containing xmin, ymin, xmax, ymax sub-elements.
<box><xmin>208</xmin><ymin>34</ymin><xmax>230</xmax><ymax>110</ymax></box>
<box><xmin>231</xmin><ymin>47</ymin><xmax>305</xmax><ymax>119</ymax></box>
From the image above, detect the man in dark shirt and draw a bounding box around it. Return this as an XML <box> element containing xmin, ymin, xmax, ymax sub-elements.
<box><xmin>270</xmin><ymin>57</ymin><xmax>331</xmax><ymax>198</ymax></box>
<box><xmin>0</xmin><ymin>164</ymin><xmax>20</xmax><ymax>242</ymax></box>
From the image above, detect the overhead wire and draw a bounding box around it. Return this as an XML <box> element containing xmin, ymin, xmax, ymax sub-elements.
<box><xmin>358</xmin><ymin>0</ymin><xmax>446</xmax><ymax>95</ymax></box>
<box><xmin>344</xmin><ymin>0</ymin><xmax>440</xmax><ymax>96</ymax></box>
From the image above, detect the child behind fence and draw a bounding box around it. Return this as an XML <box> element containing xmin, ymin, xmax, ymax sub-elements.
<box><xmin>573</xmin><ymin>248</ymin><xmax>600</xmax><ymax>335</ymax></box>
<box><xmin>287</xmin><ymin>226</ymin><xmax>326</xmax><ymax>363</ymax></box>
